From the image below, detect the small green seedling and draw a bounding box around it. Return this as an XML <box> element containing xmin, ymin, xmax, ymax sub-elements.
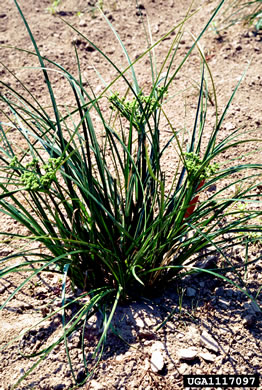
<box><xmin>47</xmin><ymin>0</ymin><xmax>62</xmax><ymax>15</ymax></box>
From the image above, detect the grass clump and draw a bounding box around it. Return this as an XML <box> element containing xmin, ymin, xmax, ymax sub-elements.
<box><xmin>0</xmin><ymin>0</ymin><xmax>261</xmax><ymax>387</ymax></box>
<box><xmin>214</xmin><ymin>0</ymin><xmax>262</xmax><ymax>32</ymax></box>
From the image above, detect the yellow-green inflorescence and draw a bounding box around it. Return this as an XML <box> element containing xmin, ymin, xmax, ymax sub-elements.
<box><xmin>109</xmin><ymin>87</ymin><xmax>167</xmax><ymax>128</ymax></box>
<box><xmin>10</xmin><ymin>156</ymin><xmax>62</xmax><ymax>191</ymax></box>
<box><xmin>185</xmin><ymin>152</ymin><xmax>219</xmax><ymax>181</ymax></box>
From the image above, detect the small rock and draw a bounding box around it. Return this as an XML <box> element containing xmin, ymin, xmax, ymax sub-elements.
<box><xmin>107</xmin><ymin>14</ymin><xmax>114</xmax><ymax>21</ymax></box>
<box><xmin>235</xmin><ymin>44</ymin><xmax>242</xmax><ymax>51</ymax></box>
<box><xmin>54</xmin><ymin>385</ymin><xmax>65</xmax><ymax>390</ymax></box>
<box><xmin>151</xmin><ymin>341</ymin><xmax>164</xmax><ymax>353</ymax></box>
<box><xmin>154</xmin><ymin>24</ymin><xmax>159</xmax><ymax>34</ymax></box>
<box><xmin>143</xmin><ymin>315</ymin><xmax>157</xmax><ymax>327</ymax></box>
<box><xmin>115</xmin><ymin>354</ymin><xmax>125</xmax><ymax>362</ymax></box>
<box><xmin>224</xmin><ymin>122</ymin><xmax>235</xmax><ymax>131</ymax></box>
<box><xmin>90</xmin><ymin>380</ymin><xmax>105</xmax><ymax>390</ymax></box>
<box><xmin>218</xmin><ymin>298</ymin><xmax>230</xmax><ymax>309</ymax></box>
<box><xmin>143</xmin><ymin>341</ymin><xmax>153</xmax><ymax>347</ymax></box>
<box><xmin>71</xmin><ymin>37</ymin><xmax>82</xmax><ymax>45</ymax></box>
<box><xmin>79</xmin><ymin>19</ymin><xmax>87</xmax><ymax>27</ymax></box>
<box><xmin>62</xmin><ymin>380</ymin><xmax>73</xmax><ymax>388</ymax></box>
<box><xmin>225</xmin><ymin>289</ymin><xmax>234</xmax><ymax>298</ymax></box>
<box><xmin>150</xmin><ymin>350</ymin><xmax>165</xmax><ymax>372</ymax></box>
<box><xmin>250</xmin><ymin>301</ymin><xmax>261</xmax><ymax>313</ymax></box>
<box><xmin>186</xmin><ymin>287</ymin><xmax>197</xmax><ymax>297</ymax></box>
<box><xmin>199</xmin><ymin>351</ymin><xmax>216</xmax><ymax>362</ymax></box>
<box><xmin>138</xmin><ymin>330</ymin><xmax>156</xmax><ymax>341</ymax></box>
<box><xmin>196</xmin><ymin>255</ymin><xmax>217</xmax><ymax>269</ymax></box>
<box><xmin>136</xmin><ymin>3</ymin><xmax>145</xmax><ymax>10</ymax></box>
<box><xmin>85</xmin><ymin>45</ymin><xmax>96</xmax><ymax>53</ymax></box>
<box><xmin>178</xmin><ymin>363</ymin><xmax>189</xmax><ymax>374</ymax></box>
<box><xmin>215</xmin><ymin>287</ymin><xmax>224</xmax><ymax>296</ymax></box>
<box><xmin>0</xmin><ymin>285</ymin><xmax>7</xmax><ymax>294</ymax></box>
<box><xmin>244</xmin><ymin>301</ymin><xmax>261</xmax><ymax>314</ymax></box>
<box><xmin>106</xmin><ymin>47</ymin><xmax>115</xmax><ymax>55</ymax></box>
<box><xmin>243</xmin><ymin>314</ymin><xmax>256</xmax><ymax>328</ymax></box>
<box><xmin>177</xmin><ymin>347</ymin><xmax>198</xmax><ymax>361</ymax></box>
<box><xmin>243</xmin><ymin>31</ymin><xmax>253</xmax><ymax>38</ymax></box>
<box><xmin>150</xmin><ymin>341</ymin><xmax>165</xmax><ymax>372</ymax></box>
<box><xmin>76</xmin><ymin>369</ymin><xmax>86</xmax><ymax>383</ymax></box>
<box><xmin>185</xmin><ymin>325</ymin><xmax>200</xmax><ymax>343</ymax></box>
<box><xmin>200</xmin><ymin>330</ymin><xmax>219</xmax><ymax>353</ymax></box>
<box><xmin>207</xmin><ymin>184</ymin><xmax>217</xmax><ymax>192</ymax></box>
<box><xmin>135</xmin><ymin>317</ymin><xmax>145</xmax><ymax>328</ymax></box>
<box><xmin>49</xmin><ymin>352</ymin><xmax>59</xmax><ymax>361</ymax></box>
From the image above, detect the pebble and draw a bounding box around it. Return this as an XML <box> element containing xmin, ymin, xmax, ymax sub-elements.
<box><xmin>185</xmin><ymin>325</ymin><xmax>200</xmax><ymax>342</ymax></box>
<box><xmin>225</xmin><ymin>289</ymin><xmax>234</xmax><ymax>298</ymax></box>
<box><xmin>135</xmin><ymin>316</ymin><xmax>145</xmax><ymax>328</ymax></box>
<box><xmin>250</xmin><ymin>301</ymin><xmax>261</xmax><ymax>313</ymax></box>
<box><xmin>85</xmin><ymin>45</ymin><xmax>96</xmax><ymax>53</ymax></box>
<box><xmin>154</xmin><ymin>24</ymin><xmax>159</xmax><ymax>34</ymax></box>
<box><xmin>76</xmin><ymin>369</ymin><xmax>86</xmax><ymax>383</ymax></box>
<box><xmin>151</xmin><ymin>341</ymin><xmax>164</xmax><ymax>353</ymax></box>
<box><xmin>196</xmin><ymin>256</ymin><xmax>217</xmax><ymax>269</ymax></box>
<box><xmin>199</xmin><ymin>351</ymin><xmax>216</xmax><ymax>362</ymax></box>
<box><xmin>115</xmin><ymin>354</ymin><xmax>125</xmax><ymax>362</ymax></box>
<box><xmin>150</xmin><ymin>350</ymin><xmax>165</xmax><ymax>372</ymax></box>
<box><xmin>177</xmin><ymin>347</ymin><xmax>198</xmax><ymax>361</ymax></box>
<box><xmin>178</xmin><ymin>363</ymin><xmax>189</xmax><ymax>374</ymax></box>
<box><xmin>106</xmin><ymin>46</ymin><xmax>116</xmax><ymax>55</ymax></box>
<box><xmin>150</xmin><ymin>341</ymin><xmax>165</xmax><ymax>372</ymax></box>
<box><xmin>200</xmin><ymin>330</ymin><xmax>219</xmax><ymax>353</ymax></box>
<box><xmin>143</xmin><ymin>316</ymin><xmax>157</xmax><ymax>327</ymax></box>
<box><xmin>53</xmin><ymin>385</ymin><xmax>64</xmax><ymax>390</ymax></box>
<box><xmin>235</xmin><ymin>44</ymin><xmax>242</xmax><ymax>51</ymax></box>
<box><xmin>243</xmin><ymin>314</ymin><xmax>256</xmax><ymax>328</ymax></box>
<box><xmin>79</xmin><ymin>19</ymin><xmax>87</xmax><ymax>27</ymax></box>
<box><xmin>0</xmin><ymin>285</ymin><xmax>7</xmax><ymax>294</ymax></box>
<box><xmin>207</xmin><ymin>184</ymin><xmax>217</xmax><ymax>192</ymax></box>
<box><xmin>215</xmin><ymin>287</ymin><xmax>224</xmax><ymax>296</ymax></box>
<box><xmin>138</xmin><ymin>330</ymin><xmax>156</xmax><ymax>341</ymax></box>
<box><xmin>244</xmin><ymin>301</ymin><xmax>261</xmax><ymax>314</ymax></box>
<box><xmin>90</xmin><ymin>380</ymin><xmax>105</xmax><ymax>390</ymax></box>
<box><xmin>218</xmin><ymin>298</ymin><xmax>230</xmax><ymax>309</ymax></box>
<box><xmin>224</xmin><ymin>122</ymin><xmax>235</xmax><ymax>131</ymax></box>
<box><xmin>63</xmin><ymin>380</ymin><xmax>73</xmax><ymax>388</ymax></box>
<box><xmin>49</xmin><ymin>352</ymin><xmax>59</xmax><ymax>361</ymax></box>
<box><xmin>186</xmin><ymin>287</ymin><xmax>197</xmax><ymax>297</ymax></box>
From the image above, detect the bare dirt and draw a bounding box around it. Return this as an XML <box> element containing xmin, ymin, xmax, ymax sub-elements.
<box><xmin>0</xmin><ymin>0</ymin><xmax>262</xmax><ymax>389</ymax></box>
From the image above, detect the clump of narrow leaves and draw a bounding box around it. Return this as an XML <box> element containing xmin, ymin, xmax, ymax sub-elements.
<box><xmin>0</xmin><ymin>0</ymin><xmax>261</xmax><ymax>387</ymax></box>
<box><xmin>217</xmin><ymin>0</ymin><xmax>262</xmax><ymax>32</ymax></box>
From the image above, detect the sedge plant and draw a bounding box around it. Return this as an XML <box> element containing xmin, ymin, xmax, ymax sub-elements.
<box><xmin>215</xmin><ymin>0</ymin><xmax>262</xmax><ymax>32</ymax></box>
<box><xmin>0</xmin><ymin>0</ymin><xmax>262</xmax><ymax>387</ymax></box>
